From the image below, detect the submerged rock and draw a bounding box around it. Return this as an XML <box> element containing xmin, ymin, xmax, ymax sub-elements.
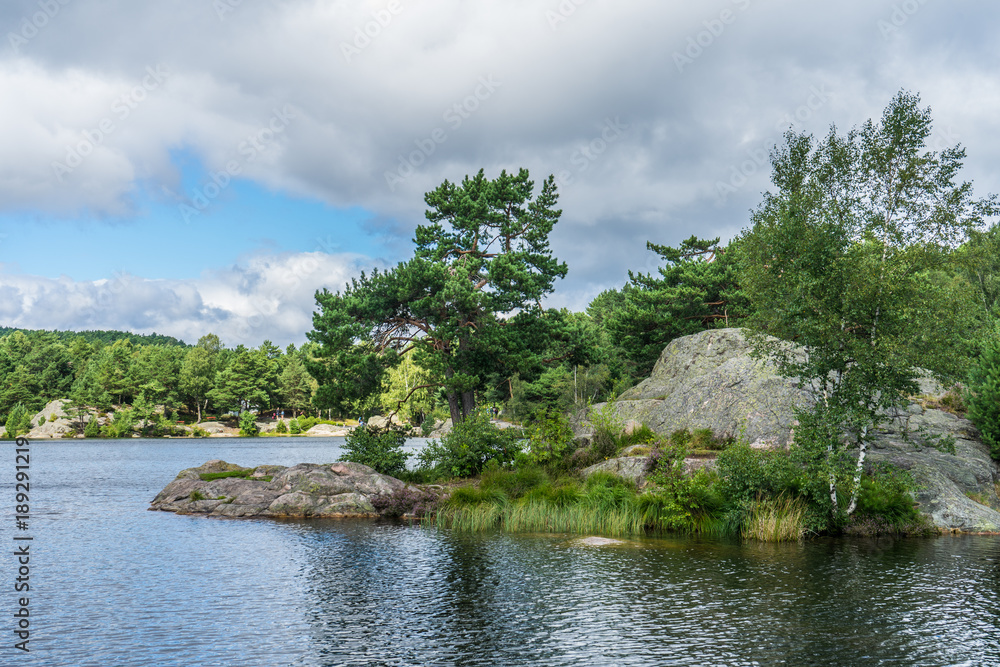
<box><xmin>150</xmin><ymin>459</ymin><xmax>414</xmax><ymax>519</ymax></box>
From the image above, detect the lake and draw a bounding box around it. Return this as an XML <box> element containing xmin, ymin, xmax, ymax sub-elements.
<box><xmin>4</xmin><ymin>437</ymin><xmax>1000</xmax><ymax>666</ymax></box>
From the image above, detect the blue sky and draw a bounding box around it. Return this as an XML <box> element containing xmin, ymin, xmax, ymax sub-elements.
<box><xmin>1</xmin><ymin>0</ymin><xmax>998</xmax><ymax>346</ymax></box>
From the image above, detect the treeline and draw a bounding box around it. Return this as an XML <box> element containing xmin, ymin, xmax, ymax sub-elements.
<box><xmin>0</xmin><ymin>327</ymin><xmax>187</xmax><ymax>348</ymax></box>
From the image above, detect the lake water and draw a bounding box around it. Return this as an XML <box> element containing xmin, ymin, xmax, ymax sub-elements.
<box><xmin>4</xmin><ymin>437</ymin><xmax>1000</xmax><ymax>666</ymax></box>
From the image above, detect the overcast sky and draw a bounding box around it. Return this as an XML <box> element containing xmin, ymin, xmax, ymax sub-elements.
<box><xmin>1</xmin><ymin>0</ymin><xmax>998</xmax><ymax>346</ymax></box>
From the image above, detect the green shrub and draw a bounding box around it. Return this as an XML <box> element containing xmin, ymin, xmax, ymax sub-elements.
<box><xmin>298</xmin><ymin>416</ymin><xmax>317</xmax><ymax>431</ymax></box>
<box><xmin>480</xmin><ymin>465</ymin><xmax>549</xmax><ymax>500</ymax></box>
<box><xmin>101</xmin><ymin>408</ymin><xmax>136</xmax><ymax>438</ymax></box>
<box><xmin>3</xmin><ymin>404</ymin><xmax>34</xmax><ymax>439</ymax></box>
<box><xmin>966</xmin><ymin>336</ymin><xmax>1000</xmax><ymax>460</ymax></box>
<box><xmin>588</xmin><ymin>401</ymin><xmax>623</xmax><ymax>459</ymax></box>
<box><xmin>275</xmin><ymin>419</ymin><xmax>288</xmax><ymax>434</ymax></box>
<box><xmin>289</xmin><ymin>418</ymin><xmax>302</xmax><ymax>434</ymax></box>
<box><xmin>416</xmin><ymin>410</ymin><xmax>522</xmax><ymax>478</ymax></box>
<box><xmin>852</xmin><ymin>462</ymin><xmax>921</xmax><ymax>525</ymax></box>
<box><xmin>526</xmin><ymin>409</ymin><xmax>574</xmax><ymax>464</ymax></box>
<box><xmin>339</xmin><ymin>426</ymin><xmax>409</xmax><ymax>476</ymax></box>
<box><xmin>189</xmin><ymin>426</ymin><xmax>209</xmax><ymax>438</ymax></box>
<box><xmin>715</xmin><ymin>443</ymin><xmax>798</xmax><ymax>506</ymax></box>
<box><xmin>49</xmin><ymin>413</ymin><xmax>58</xmax><ymax>423</ymax></box>
<box><xmin>239</xmin><ymin>412</ymin><xmax>260</xmax><ymax>437</ymax></box>
<box><xmin>84</xmin><ymin>417</ymin><xmax>101</xmax><ymax>438</ymax></box>
<box><xmin>189</xmin><ymin>490</ymin><xmax>206</xmax><ymax>502</ymax></box>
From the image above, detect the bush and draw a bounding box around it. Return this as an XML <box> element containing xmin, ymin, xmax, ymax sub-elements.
<box><xmin>416</xmin><ymin>410</ymin><xmax>522</xmax><ymax>478</ymax></box>
<box><xmin>275</xmin><ymin>419</ymin><xmax>288</xmax><ymax>434</ymax></box>
<box><xmin>526</xmin><ymin>409</ymin><xmax>574</xmax><ymax>465</ymax></box>
<box><xmin>101</xmin><ymin>408</ymin><xmax>136</xmax><ymax>438</ymax></box>
<box><xmin>289</xmin><ymin>418</ymin><xmax>302</xmax><ymax>434</ymax></box>
<box><xmin>3</xmin><ymin>404</ymin><xmax>34</xmax><ymax>439</ymax></box>
<box><xmin>339</xmin><ymin>426</ymin><xmax>409</xmax><ymax>476</ymax></box>
<box><xmin>966</xmin><ymin>336</ymin><xmax>1000</xmax><ymax>460</ymax></box>
<box><xmin>84</xmin><ymin>416</ymin><xmax>101</xmax><ymax>438</ymax></box>
<box><xmin>715</xmin><ymin>443</ymin><xmax>798</xmax><ymax>506</ymax></box>
<box><xmin>239</xmin><ymin>412</ymin><xmax>260</xmax><ymax>437</ymax></box>
<box><xmin>480</xmin><ymin>465</ymin><xmax>549</xmax><ymax>500</ymax></box>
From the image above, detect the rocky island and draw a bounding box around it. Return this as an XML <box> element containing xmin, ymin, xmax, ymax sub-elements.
<box><xmin>151</xmin><ymin>329</ymin><xmax>1000</xmax><ymax>534</ymax></box>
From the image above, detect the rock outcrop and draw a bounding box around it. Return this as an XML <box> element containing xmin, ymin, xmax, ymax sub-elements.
<box><xmin>575</xmin><ymin>328</ymin><xmax>810</xmax><ymax>447</ymax></box>
<box><xmin>150</xmin><ymin>459</ymin><xmax>411</xmax><ymax>518</ymax></box>
<box><xmin>575</xmin><ymin>328</ymin><xmax>1000</xmax><ymax>533</ymax></box>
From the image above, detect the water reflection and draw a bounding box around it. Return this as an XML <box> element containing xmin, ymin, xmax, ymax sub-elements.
<box><xmin>292</xmin><ymin>528</ymin><xmax>1000</xmax><ymax>666</ymax></box>
<box><xmin>15</xmin><ymin>439</ymin><xmax>1000</xmax><ymax>666</ymax></box>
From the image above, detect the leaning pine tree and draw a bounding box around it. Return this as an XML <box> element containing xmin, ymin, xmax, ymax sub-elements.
<box><xmin>308</xmin><ymin>168</ymin><xmax>568</xmax><ymax>425</ymax></box>
<box><xmin>740</xmin><ymin>91</ymin><xmax>997</xmax><ymax>521</ymax></box>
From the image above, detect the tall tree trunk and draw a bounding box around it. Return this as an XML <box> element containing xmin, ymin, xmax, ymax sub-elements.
<box><xmin>461</xmin><ymin>390</ymin><xmax>475</xmax><ymax>420</ymax></box>
<box><xmin>846</xmin><ymin>426</ymin><xmax>868</xmax><ymax>515</ymax></box>
<box><xmin>446</xmin><ymin>392</ymin><xmax>462</xmax><ymax>425</ymax></box>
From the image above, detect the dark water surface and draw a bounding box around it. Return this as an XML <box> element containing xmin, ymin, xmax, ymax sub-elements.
<box><xmin>4</xmin><ymin>438</ymin><xmax>999</xmax><ymax>666</ymax></box>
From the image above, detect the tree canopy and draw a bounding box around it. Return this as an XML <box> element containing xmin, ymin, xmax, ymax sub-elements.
<box><xmin>740</xmin><ymin>90</ymin><xmax>997</xmax><ymax>517</ymax></box>
<box><xmin>309</xmin><ymin>168</ymin><xmax>570</xmax><ymax>424</ymax></box>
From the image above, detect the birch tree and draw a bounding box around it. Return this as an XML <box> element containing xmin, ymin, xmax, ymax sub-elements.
<box><xmin>740</xmin><ymin>91</ymin><xmax>996</xmax><ymax>520</ymax></box>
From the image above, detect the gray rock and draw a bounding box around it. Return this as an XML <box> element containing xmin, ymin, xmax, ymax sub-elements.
<box><xmin>583</xmin><ymin>457</ymin><xmax>649</xmax><ymax>487</ymax></box>
<box><xmin>574</xmin><ymin>327</ymin><xmax>1000</xmax><ymax>533</ymax></box>
<box><xmin>576</xmin><ymin>329</ymin><xmax>810</xmax><ymax>448</ymax></box>
<box><xmin>150</xmin><ymin>459</ymin><xmax>409</xmax><ymax>519</ymax></box>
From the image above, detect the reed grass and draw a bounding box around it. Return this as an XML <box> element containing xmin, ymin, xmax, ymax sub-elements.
<box><xmin>741</xmin><ymin>494</ymin><xmax>807</xmax><ymax>542</ymax></box>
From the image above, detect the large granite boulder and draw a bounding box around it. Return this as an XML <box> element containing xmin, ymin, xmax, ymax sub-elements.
<box><xmin>150</xmin><ymin>460</ymin><xmax>411</xmax><ymax>518</ymax></box>
<box><xmin>575</xmin><ymin>328</ymin><xmax>809</xmax><ymax>447</ymax></box>
<box><xmin>574</xmin><ymin>328</ymin><xmax>1000</xmax><ymax>533</ymax></box>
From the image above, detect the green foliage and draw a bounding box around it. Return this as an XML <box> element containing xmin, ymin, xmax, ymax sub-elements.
<box><xmin>189</xmin><ymin>425</ymin><xmax>209</xmax><ymax>438</ymax></box>
<box><xmin>309</xmin><ymin>168</ymin><xmax>569</xmax><ymax>425</ymax></box>
<box><xmin>198</xmin><ymin>470</ymin><xmax>254</xmax><ymax>481</ymax></box>
<box><xmin>239</xmin><ymin>412</ymin><xmax>260</xmax><ymax>437</ymax></box>
<box><xmin>289</xmin><ymin>418</ymin><xmax>302</xmax><ymax>434</ymax></box>
<box><xmin>83</xmin><ymin>416</ymin><xmax>101</xmax><ymax>438</ymax></box>
<box><xmin>715</xmin><ymin>443</ymin><xmax>798</xmax><ymax>507</ymax></box>
<box><xmin>966</xmin><ymin>335</ymin><xmax>1000</xmax><ymax>460</ymax></box>
<box><xmin>480</xmin><ymin>464</ymin><xmax>549</xmax><ymax>500</ymax></box>
<box><xmin>100</xmin><ymin>407</ymin><xmax>136</xmax><ymax>438</ymax></box>
<box><xmin>741</xmin><ymin>495</ymin><xmax>808</xmax><ymax>542</ymax></box>
<box><xmin>607</xmin><ymin>236</ymin><xmax>749</xmax><ymax>376</ymax></box>
<box><xmin>275</xmin><ymin>419</ymin><xmax>288</xmax><ymax>434</ymax></box>
<box><xmin>3</xmin><ymin>403</ymin><xmax>33</xmax><ymax>439</ymax></box>
<box><xmin>416</xmin><ymin>410</ymin><xmax>522</xmax><ymax>478</ymax></box>
<box><xmin>339</xmin><ymin>426</ymin><xmax>410</xmax><ymax>476</ymax></box>
<box><xmin>740</xmin><ymin>90</ymin><xmax>996</xmax><ymax>516</ymax></box>
<box><xmin>189</xmin><ymin>490</ymin><xmax>206</xmax><ymax>502</ymax></box>
<box><xmin>851</xmin><ymin>462</ymin><xmax>921</xmax><ymax>525</ymax></box>
<box><xmin>525</xmin><ymin>409</ymin><xmax>574</xmax><ymax>464</ymax></box>
<box><xmin>588</xmin><ymin>400</ymin><xmax>624</xmax><ymax>460</ymax></box>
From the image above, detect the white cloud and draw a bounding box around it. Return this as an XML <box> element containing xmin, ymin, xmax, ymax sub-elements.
<box><xmin>0</xmin><ymin>251</ymin><xmax>380</xmax><ymax>346</ymax></box>
<box><xmin>2</xmin><ymin>0</ymin><xmax>998</xmax><ymax>329</ymax></box>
